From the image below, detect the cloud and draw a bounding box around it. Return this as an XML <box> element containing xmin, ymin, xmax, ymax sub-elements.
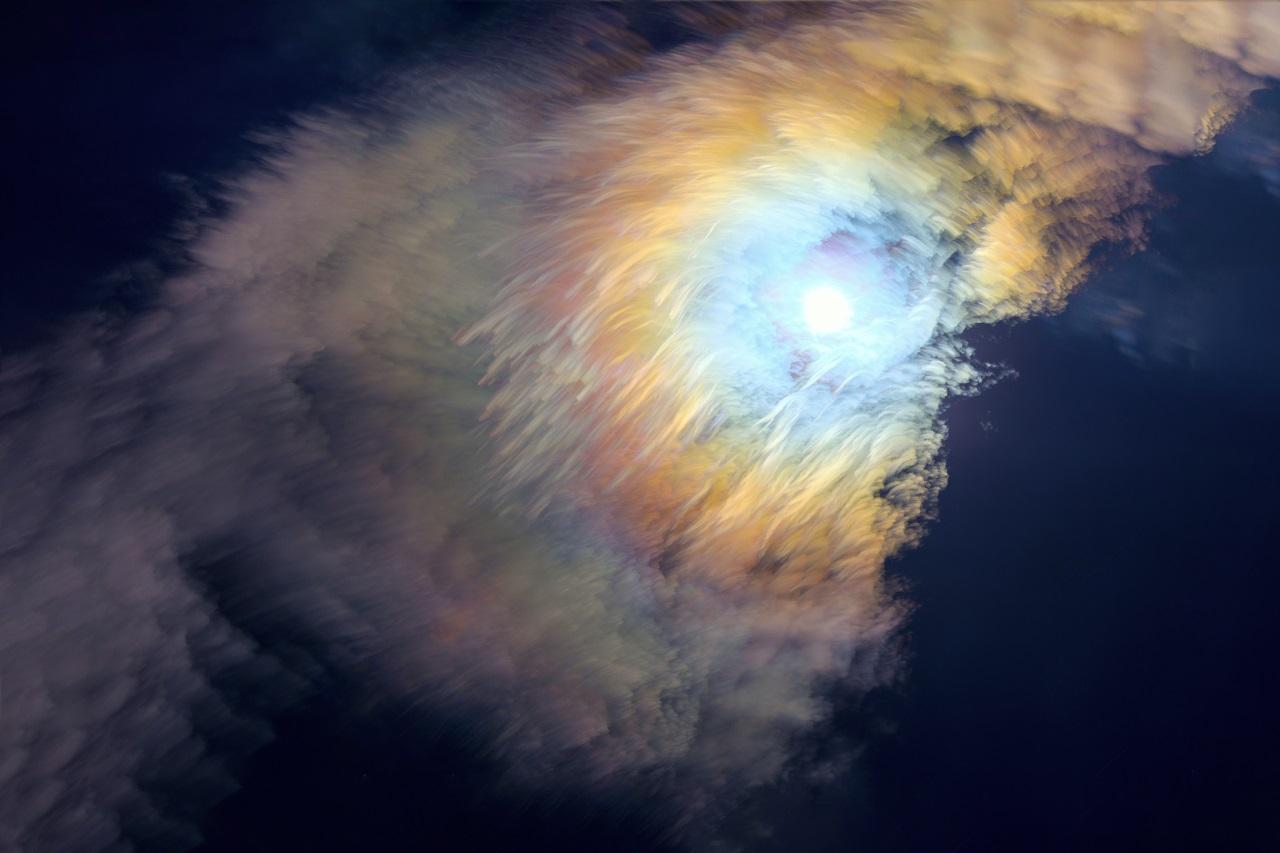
<box><xmin>1</xmin><ymin>3</ymin><xmax>1276</xmax><ymax>848</ymax></box>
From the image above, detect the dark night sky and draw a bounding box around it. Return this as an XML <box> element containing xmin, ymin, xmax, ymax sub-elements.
<box><xmin>5</xmin><ymin>3</ymin><xmax>1279</xmax><ymax>850</ymax></box>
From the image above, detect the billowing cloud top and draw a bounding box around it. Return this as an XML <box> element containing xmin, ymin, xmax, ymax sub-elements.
<box><xmin>1</xmin><ymin>3</ymin><xmax>1277</xmax><ymax>849</ymax></box>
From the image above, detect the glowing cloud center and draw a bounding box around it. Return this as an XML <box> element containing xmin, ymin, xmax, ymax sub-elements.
<box><xmin>803</xmin><ymin>285</ymin><xmax>854</xmax><ymax>335</ymax></box>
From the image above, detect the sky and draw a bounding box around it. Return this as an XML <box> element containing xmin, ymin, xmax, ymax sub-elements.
<box><xmin>3</xmin><ymin>3</ymin><xmax>1280</xmax><ymax>851</ymax></box>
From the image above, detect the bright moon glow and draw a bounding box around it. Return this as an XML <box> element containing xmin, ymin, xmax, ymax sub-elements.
<box><xmin>803</xmin><ymin>286</ymin><xmax>853</xmax><ymax>335</ymax></box>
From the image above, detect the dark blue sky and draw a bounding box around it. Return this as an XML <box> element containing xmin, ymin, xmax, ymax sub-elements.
<box><xmin>5</xmin><ymin>3</ymin><xmax>1279</xmax><ymax>850</ymax></box>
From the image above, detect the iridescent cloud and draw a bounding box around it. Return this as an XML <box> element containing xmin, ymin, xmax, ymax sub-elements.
<box><xmin>1</xmin><ymin>3</ymin><xmax>1276</xmax><ymax>848</ymax></box>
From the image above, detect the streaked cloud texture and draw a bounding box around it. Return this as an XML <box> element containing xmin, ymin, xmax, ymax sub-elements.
<box><xmin>2</xmin><ymin>3</ymin><xmax>1277</xmax><ymax>848</ymax></box>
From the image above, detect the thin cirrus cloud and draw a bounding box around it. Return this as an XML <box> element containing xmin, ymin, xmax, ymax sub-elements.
<box><xmin>1</xmin><ymin>3</ymin><xmax>1277</xmax><ymax>849</ymax></box>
